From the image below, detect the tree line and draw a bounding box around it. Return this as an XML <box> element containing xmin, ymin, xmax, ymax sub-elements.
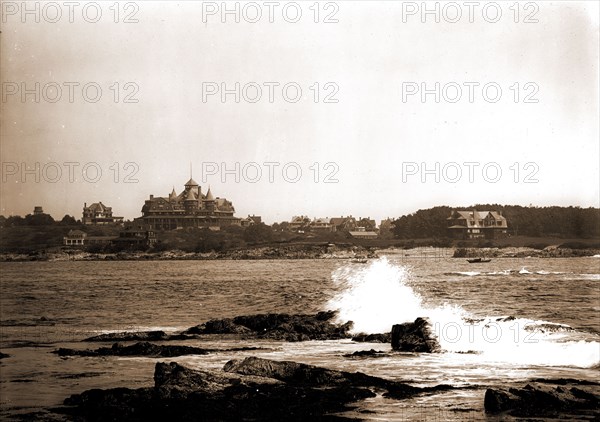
<box><xmin>392</xmin><ymin>205</ymin><xmax>600</xmax><ymax>239</ymax></box>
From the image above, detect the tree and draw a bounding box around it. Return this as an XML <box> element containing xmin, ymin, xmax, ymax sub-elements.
<box><xmin>60</xmin><ymin>215</ymin><xmax>77</xmax><ymax>225</ymax></box>
<box><xmin>6</xmin><ymin>215</ymin><xmax>25</xmax><ymax>227</ymax></box>
<box><xmin>243</xmin><ymin>223</ymin><xmax>273</xmax><ymax>244</ymax></box>
<box><xmin>24</xmin><ymin>213</ymin><xmax>55</xmax><ymax>226</ymax></box>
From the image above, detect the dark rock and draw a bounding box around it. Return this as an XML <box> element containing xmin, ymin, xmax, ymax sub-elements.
<box><xmin>60</xmin><ymin>357</ymin><xmax>461</xmax><ymax>421</ymax></box>
<box><xmin>184</xmin><ymin>318</ymin><xmax>252</xmax><ymax>335</ymax></box>
<box><xmin>484</xmin><ymin>382</ymin><xmax>600</xmax><ymax>418</ymax></box>
<box><xmin>343</xmin><ymin>349</ymin><xmax>388</xmax><ymax>358</ymax></box>
<box><xmin>62</xmin><ymin>360</ymin><xmax>377</xmax><ymax>421</ymax></box>
<box><xmin>55</xmin><ymin>343</ymin><xmax>267</xmax><ymax>358</ymax></box>
<box><xmin>351</xmin><ymin>333</ymin><xmax>391</xmax><ymax>343</ymax></box>
<box><xmin>84</xmin><ymin>330</ymin><xmax>169</xmax><ymax>342</ymax></box>
<box><xmin>184</xmin><ymin>312</ymin><xmax>353</xmax><ymax>342</ymax></box>
<box><xmin>54</xmin><ymin>342</ymin><xmax>210</xmax><ymax>358</ymax></box>
<box><xmin>496</xmin><ymin>316</ymin><xmax>516</xmax><ymax>322</ymax></box>
<box><xmin>384</xmin><ymin>383</ymin><xmax>455</xmax><ymax>400</ymax></box>
<box><xmin>391</xmin><ymin>317</ymin><xmax>441</xmax><ymax>353</ymax></box>
<box><xmin>225</xmin><ymin>356</ymin><xmax>415</xmax><ymax>392</ymax></box>
<box><xmin>0</xmin><ymin>351</ymin><xmax>9</xmax><ymax>359</ymax></box>
<box><xmin>64</xmin><ymin>387</ymin><xmax>156</xmax><ymax>420</ymax></box>
<box><xmin>224</xmin><ymin>357</ymin><xmax>458</xmax><ymax>399</ymax></box>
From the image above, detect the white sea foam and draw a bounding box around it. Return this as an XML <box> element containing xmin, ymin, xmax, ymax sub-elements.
<box><xmin>456</xmin><ymin>271</ymin><xmax>480</xmax><ymax>276</ymax></box>
<box><xmin>327</xmin><ymin>257</ymin><xmax>600</xmax><ymax>368</ymax></box>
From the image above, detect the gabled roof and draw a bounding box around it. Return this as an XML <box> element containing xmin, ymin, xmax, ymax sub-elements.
<box><xmin>330</xmin><ymin>217</ymin><xmax>354</xmax><ymax>226</ymax></box>
<box><xmin>290</xmin><ymin>216</ymin><xmax>309</xmax><ymax>223</ymax></box>
<box><xmin>66</xmin><ymin>229</ymin><xmax>86</xmax><ymax>236</ymax></box>
<box><xmin>487</xmin><ymin>211</ymin><xmax>506</xmax><ymax>220</ymax></box>
<box><xmin>86</xmin><ymin>202</ymin><xmax>110</xmax><ymax>212</ymax></box>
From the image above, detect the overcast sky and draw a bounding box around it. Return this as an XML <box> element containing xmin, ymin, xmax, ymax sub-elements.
<box><xmin>1</xmin><ymin>1</ymin><xmax>598</xmax><ymax>223</ymax></box>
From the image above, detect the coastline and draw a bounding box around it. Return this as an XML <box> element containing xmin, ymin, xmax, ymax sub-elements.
<box><xmin>1</xmin><ymin>245</ymin><xmax>598</xmax><ymax>262</ymax></box>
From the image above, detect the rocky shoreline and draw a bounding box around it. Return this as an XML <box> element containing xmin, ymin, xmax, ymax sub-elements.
<box><xmin>56</xmin><ymin>357</ymin><xmax>459</xmax><ymax>421</ymax></box>
<box><xmin>1</xmin><ymin>244</ymin><xmax>599</xmax><ymax>262</ymax></box>
<box><xmin>453</xmin><ymin>245</ymin><xmax>600</xmax><ymax>258</ymax></box>
<box><xmin>0</xmin><ymin>244</ymin><xmax>377</xmax><ymax>262</ymax></box>
<box><xmin>28</xmin><ymin>312</ymin><xmax>595</xmax><ymax>420</ymax></box>
<box><xmin>0</xmin><ymin>312</ymin><xmax>595</xmax><ymax>420</ymax></box>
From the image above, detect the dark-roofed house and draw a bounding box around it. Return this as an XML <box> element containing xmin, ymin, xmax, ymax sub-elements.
<box><xmin>356</xmin><ymin>217</ymin><xmax>377</xmax><ymax>231</ymax></box>
<box><xmin>113</xmin><ymin>227</ymin><xmax>157</xmax><ymax>248</ymax></box>
<box><xmin>240</xmin><ymin>215</ymin><xmax>263</xmax><ymax>227</ymax></box>
<box><xmin>289</xmin><ymin>216</ymin><xmax>311</xmax><ymax>232</ymax></box>
<box><xmin>82</xmin><ymin>202</ymin><xmax>124</xmax><ymax>225</ymax></box>
<box><xmin>330</xmin><ymin>216</ymin><xmax>357</xmax><ymax>232</ymax></box>
<box><xmin>447</xmin><ymin>210</ymin><xmax>508</xmax><ymax>239</ymax></box>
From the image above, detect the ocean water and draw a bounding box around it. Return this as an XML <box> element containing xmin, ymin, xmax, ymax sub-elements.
<box><xmin>0</xmin><ymin>251</ymin><xmax>599</xmax><ymax>420</ymax></box>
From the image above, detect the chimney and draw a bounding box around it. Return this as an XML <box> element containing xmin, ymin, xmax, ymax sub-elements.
<box><xmin>150</xmin><ymin>195</ymin><xmax>154</xmax><ymax>200</ymax></box>
<box><xmin>84</xmin><ymin>202</ymin><xmax>87</xmax><ymax>208</ymax></box>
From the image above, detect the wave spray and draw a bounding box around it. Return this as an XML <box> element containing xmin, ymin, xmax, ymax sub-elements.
<box><xmin>327</xmin><ymin>257</ymin><xmax>599</xmax><ymax>367</ymax></box>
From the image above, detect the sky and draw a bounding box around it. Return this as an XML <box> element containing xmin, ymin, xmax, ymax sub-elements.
<box><xmin>1</xmin><ymin>1</ymin><xmax>599</xmax><ymax>224</ymax></box>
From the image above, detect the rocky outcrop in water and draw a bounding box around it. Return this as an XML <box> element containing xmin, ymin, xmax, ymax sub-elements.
<box><xmin>60</xmin><ymin>357</ymin><xmax>457</xmax><ymax>421</ymax></box>
<box><xmin>0</xmin><ymin>351</ymin><xmax>9</xmax><ymax>359</ymax></box>
<box><xmin>351</xmin><ymin>333</ymin><xmax>391</xmax><ymax>343</ymax></box>
<box><xmin>343</xmin><ymin>349</ymin><xmax>389</xmax><ymax>359</ymax></box>
<box><xmin>84</xmin><ymin>330</ymin><xmax>170</xmax><ymax>342</ymax></box>
<box><xmin>184</xmin><ymin>311</ymin><xmax>354</xmax><ymax>342</ymax></box>
<box><xmin>55</xmin><ymin>342</ymin><xmax>209</xmax><ymax>358</ymax></box>
<box><xmin>484</xmin><ymin>379</ymin><xmax>600</xmax><ymax>418</ymax></box>
<box><xmin>54</xmin><ymin>342</ymin><xmax>263</xmax><ymax>358</ymax></box>
<box><xmin>391</xmin><ymin>317</ymin><xmax>441</xmax><ymax>353</ymax></box>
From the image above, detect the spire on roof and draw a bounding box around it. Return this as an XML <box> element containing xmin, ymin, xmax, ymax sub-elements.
<box><xmin>185</xmin><ymin>187</ymin><xmax>196</xmax><ymax>201</ymax></box>
<box><xmin>185</xmin><ymin>178</ymin><xmax>198</xmax><ymax>187</ymax></box>
<box><xmin>205</xmin><ymin>186</ymin><xmax>214</xmax><ymax>200</ymax></box>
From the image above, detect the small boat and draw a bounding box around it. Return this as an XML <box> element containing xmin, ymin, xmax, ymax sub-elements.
<box><xmin>350</xmin><ymin>258</ymin><xmax>368</xmax><ymax>264</ymax></box>
<box><xmin>466</xmin><ymin>258</ymin><xmax>491</xmax><ymax>263</ymax></box>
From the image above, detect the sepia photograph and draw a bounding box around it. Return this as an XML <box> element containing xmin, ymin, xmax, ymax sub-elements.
<box><xmin>1</xmin><ymin>1</ymin><xmax>599</xmax><ymax>420</ymax></box>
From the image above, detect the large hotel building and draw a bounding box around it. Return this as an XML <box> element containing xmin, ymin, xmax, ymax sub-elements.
<box><xmin>134</xmin><ymin>177</ymin><xmax>241</xmax><ymax>230</ymax></box>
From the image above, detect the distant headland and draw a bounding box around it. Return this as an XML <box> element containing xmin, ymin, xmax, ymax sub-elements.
<box><xmin>1</xmin><ymin>202</ymin><xmax>599</xmax><ymax>261</ymax></box>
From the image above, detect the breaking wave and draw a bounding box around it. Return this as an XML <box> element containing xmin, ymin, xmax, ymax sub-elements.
<box><xmin>327</xmin><ymin>257</ymin><xmax>600</xmax><ymax>368</ymax></box>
